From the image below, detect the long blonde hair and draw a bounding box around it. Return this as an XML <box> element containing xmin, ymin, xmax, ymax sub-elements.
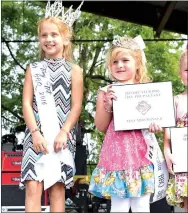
<box><xmin>37</xmin><ymin>17</ymin><xmax>73</xmax><ymax>61</ymax></box>
<box><xmin>106</xmin><ymin>46</ymin><xmax>151</xmax><ymax>83</ymax></box>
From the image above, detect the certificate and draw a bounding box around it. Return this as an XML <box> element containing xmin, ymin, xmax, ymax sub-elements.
<box><xmin>170</xmin><ymin>127</ymin><xmax>188</xmax><ymax>173</ymax></box>
<box><xmin>112</xmin><ymin>82</ymin><xmax>176</xmax><ymax>131</ymax></box>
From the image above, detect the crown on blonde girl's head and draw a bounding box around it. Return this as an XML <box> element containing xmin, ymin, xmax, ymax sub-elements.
<box><xmin>106</xmin><ymin>35</ymin><xmax>151</xmax><ymax>83</ymax></box>
<box><xmin>45</xmin><ymin>0</ymin><xmax>84</xmax><ymax>28</ymax></box>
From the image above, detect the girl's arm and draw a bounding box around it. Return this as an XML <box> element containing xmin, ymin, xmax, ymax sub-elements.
<box><xmin>22</xmin><ymin>66</ymin><xmax>38</xmax><ymax>131</ymax></box>
<box><xmin>95</xmin><ymin>90</ymin><xmax>113</xmax><ymax>132</ymax></box>
<box><xmin>61</xmin><ymin>64</ymin><xmax>83</xmax><ymax>132</ymax></box>
<box><xmin>163</xmin><ymin>128</ymin><xmax>175</xmax><ymax>174</ymax></box>
<box><xmin>23</xmin><ymin>66</ymin><xmax>48</xmax><ymax>154</ymax></box>
<box><xmin>163</xmin><ymin>128</ymin><xmax>171</xmax><ymax>154</ymax></box>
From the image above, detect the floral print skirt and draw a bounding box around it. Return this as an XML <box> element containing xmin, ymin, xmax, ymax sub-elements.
<box><xmin>89</xmin><ymin>164</ymin><xmax>154</xmax><ymax>199</ymax></box>
<box><xmin>166</xmin><ymin>173</ymin><xmax>188</xmax><ymax>208</ymax></box>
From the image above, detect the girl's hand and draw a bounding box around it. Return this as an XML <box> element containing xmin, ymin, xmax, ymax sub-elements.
<box><xmin>32</xmin><ymin>131</ymin><xmax>49</xmax><ymax>154</ymax></box>
<box><xmin>148</xmin><ymin>123</ymin><xmax>163</xmax><ymax>133</ymax></box>
<box><xmin>54</xmin><ymin>130</ymin><xmax>68</xmax><ymax>153</ymax></box>
<box><xmin>105</xmin><ymin>85</ymin><xmax>117</xmax><ymax>111</ymax></box>
<box><xmin>164</xmin><ymin>149</ymin><xmax>176</xmax><ymax>175</ymax></box>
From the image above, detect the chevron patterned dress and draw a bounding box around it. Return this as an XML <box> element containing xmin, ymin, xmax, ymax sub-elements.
<box><xmin>19</xmin><ymin>58</ymin><xmax>76</xmax><ymax>190</ymax></box>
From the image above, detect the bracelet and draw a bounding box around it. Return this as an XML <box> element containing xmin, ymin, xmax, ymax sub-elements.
<box><xmin>61</xmin><ymin>128</ymin><xmax>72</xmax><ymax>140</ymax></box>
<box><xmin>30</xmin><ymin>127</ymin><xmax>40</xmax><ymax>134</ymax></box>
<box><xmin>104</xmin><ymin>103</ymin><xmax>113</xmax><ymax>113</ymax></box>
<box><xmin>103</xmin><ymin>93</ymin><xmax>113</xmax><ymax>113</ymax></box>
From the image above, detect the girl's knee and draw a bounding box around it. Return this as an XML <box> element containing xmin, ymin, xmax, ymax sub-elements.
<box><xmin>131</xmin><ymin>194</ymin><xmax>150</xmax><ymax>212</ymax></box>
<box><xmin>111</xmin><ymin>197</ymin><xmax>130</xmax><ymax>212</ymax></box>
<box><xmin>49</xmin><ymin>183</ymin><xmax>65</xmax><ymax>200</ymax></box>
<box><xmin>26</xmin><ymin>181</ymin><xmax>43</xmax><ymax>198</ymax></box>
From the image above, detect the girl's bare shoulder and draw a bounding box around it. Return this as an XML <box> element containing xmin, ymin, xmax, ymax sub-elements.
<box><xmin>72</xmin><ymin>64</ymin><xmax>83</xmax><ymax>73</ymax></box>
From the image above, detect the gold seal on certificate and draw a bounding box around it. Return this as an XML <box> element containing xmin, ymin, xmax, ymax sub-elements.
<box><xmin>112</xmin><ymin>82</ymin><xmax>176</xmax><ymax>131</ymax></box>
<box><xmin>170</xmin><ymin>127</ymin><xmax>188</xmax><ymax>173</ymax></box>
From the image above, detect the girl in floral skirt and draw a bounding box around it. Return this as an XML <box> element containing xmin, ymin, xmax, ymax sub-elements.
<box><xmin>164</xmin><ymin>49</ymin><xmax>188</xmax><ymax>212</ymax></box>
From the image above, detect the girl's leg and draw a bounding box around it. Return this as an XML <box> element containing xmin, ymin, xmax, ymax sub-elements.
<box><xmin>111</xmin><ymin>197</ymin><xmax>131</xmax><ymax>212</ymax></box>
<box><xmin>183</xmin><ymin>197</ymin><xmax>188</xmax><ymax>212</ymax></box>
<box><xmin>130</xmin><ymin>194</ymin><xmax>150</xmax><ymax>213</ymax></box>
<box><xmin>48</xmin><ymin>182</ymin><xmax>65</xmax><ymax>212</ymax></box>
<box><xmin>25</xmin><ymin>180</ymin><xmax>43</xmax><ymax>212</ymax></box>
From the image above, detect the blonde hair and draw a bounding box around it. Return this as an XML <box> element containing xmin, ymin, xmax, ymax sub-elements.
<box><xmin>37</xmin><ymin>17</ymin><xmax>73</xmax><ymax>61</ymax></box>
<box><xmin>179</xmin><ymin>49</ymin><xmax>187</xmax><ymax>69</ymax></box>
<box><xmin>106</xmin><ymin>46</ymin><xmax>151</xmax><ymax>83</ymax></box>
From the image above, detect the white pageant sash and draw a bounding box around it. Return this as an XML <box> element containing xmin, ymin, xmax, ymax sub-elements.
<box><xmin>30</xmin><ymin>61</ymin><xmax>75</xmax><ymax>190</ymax></box>
<box><xmin>142</xmin><ymin>129</ymin><xmax>169</xmax><ymax>203</ymax></box>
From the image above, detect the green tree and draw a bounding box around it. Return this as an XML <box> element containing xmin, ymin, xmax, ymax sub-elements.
<box><xmin>2</xmin><ymin>1</ymin><xmax>44</xmax><ymax>130</ymax></box>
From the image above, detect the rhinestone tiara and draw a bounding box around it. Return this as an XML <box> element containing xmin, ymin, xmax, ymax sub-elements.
<box><xmin>112</xmin><ymin>35</ymin><xmax>145</xmax><ymax>51</ymax></box>
<box><xmin>112</xmin><ymin>35</ymin><xmax>147</xmax><ymax>62</ymax></box>
<box><xmin>45</xmin><ymin>0</ymin><xmax>84</xmax><ymax>28</ymax></box>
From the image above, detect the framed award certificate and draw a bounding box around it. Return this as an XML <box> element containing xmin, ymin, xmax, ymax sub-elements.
<box><xmin>170</xmin><ymin>127</ymin><xmax>188</xmax><ymax>173</ymax></box>
<box><xmin>112</xmin><ymin>82</ymin><xmax>176</xmax><ymax>131</ymax></box>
